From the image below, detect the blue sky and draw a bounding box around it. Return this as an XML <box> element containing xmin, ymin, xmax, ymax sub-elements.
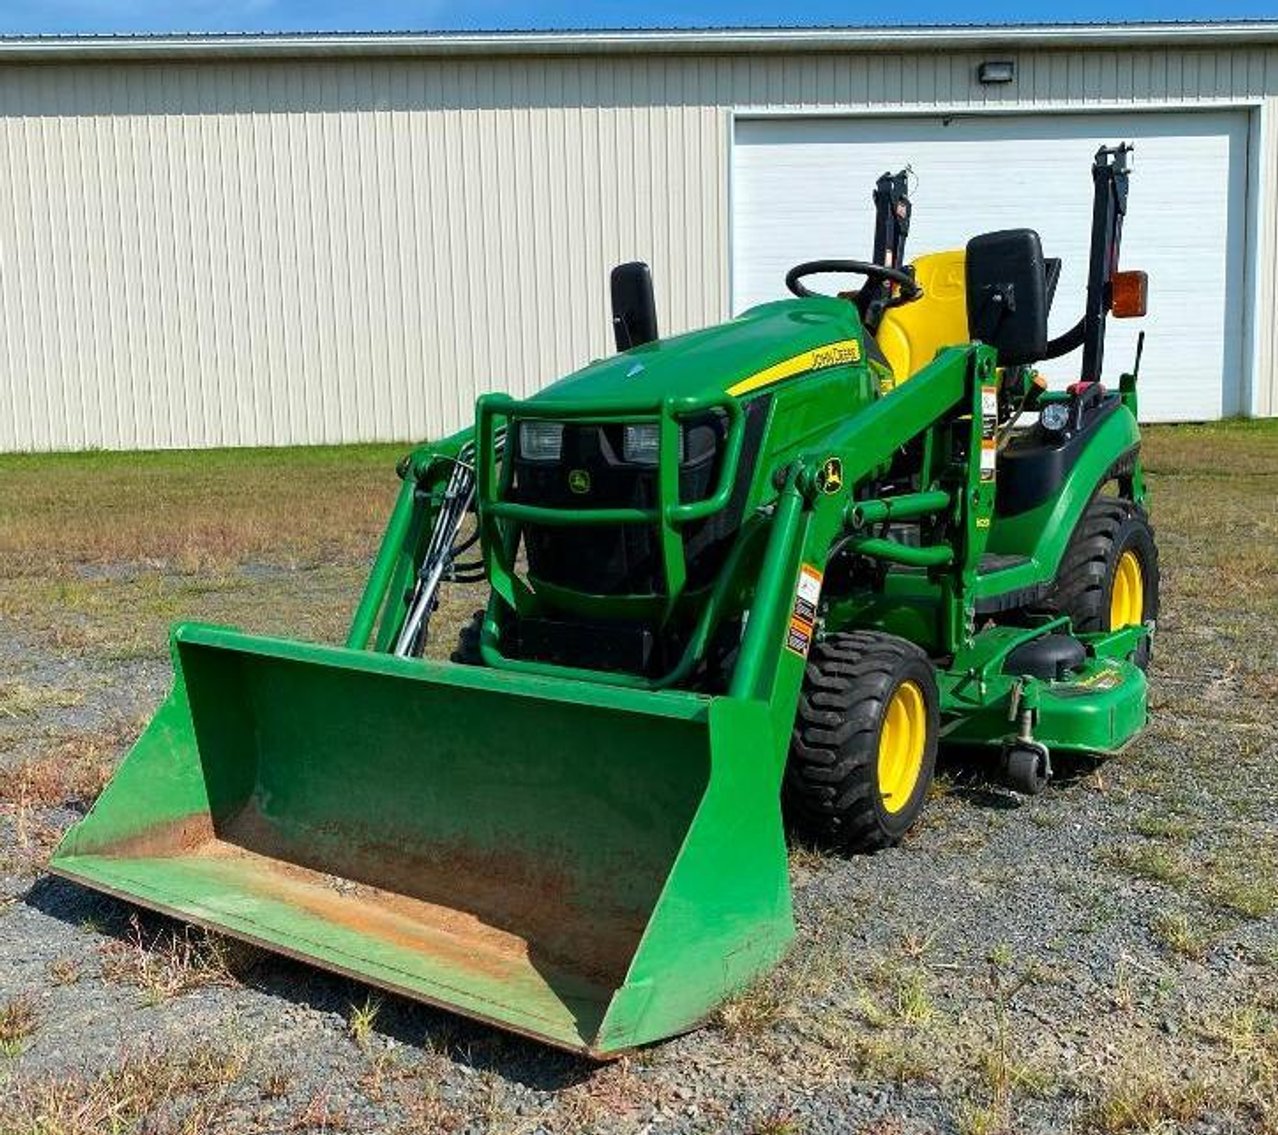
<box><xmin>0</xmin><ymin>0</ymin><xmax>1275</xmax><ymax>36</ymax></box>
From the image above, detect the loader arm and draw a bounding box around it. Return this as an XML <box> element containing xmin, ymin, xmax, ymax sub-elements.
<box><xmin>347</xmin><ymin>425</ymin><xmax>475</xmax><ymax>652</ymax></box>
<box><xmin>730</xmin><ymin>343</ymin><xmax>994</xmax><ymax>721</ymax></box>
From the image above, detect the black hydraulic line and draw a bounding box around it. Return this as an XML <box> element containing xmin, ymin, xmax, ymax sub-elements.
<box><xmin>1042</xmin><ymin>318</ymin><xmax>1086</xmax><ymax>361</ymax></box>
<box><xmin>450</xmin><ymin>526</ymin><xmax>481</xmax><ymax>556</ymax></box>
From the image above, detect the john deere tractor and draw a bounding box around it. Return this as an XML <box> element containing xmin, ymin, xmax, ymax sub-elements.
<box><xmin>53</xmin><ymin>144</ymin><xmax>1158</xmax><ymax>1056</ymax></box>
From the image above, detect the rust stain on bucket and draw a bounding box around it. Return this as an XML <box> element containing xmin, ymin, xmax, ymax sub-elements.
<box><xmin>89</xmin><ymin>806</ymin><xmax>648</xmax><ymax>992</ymax></box>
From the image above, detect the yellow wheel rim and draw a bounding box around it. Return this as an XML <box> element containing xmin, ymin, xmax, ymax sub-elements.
<box><xmin>1109</xmin><ymin>549</ymin><xmax>1145</xmax><ymax>629</ymax></box>
<box><xmin>877</xmin><ymin>680</ymin><xmax>927</xmax><ymax>815</ymax></box>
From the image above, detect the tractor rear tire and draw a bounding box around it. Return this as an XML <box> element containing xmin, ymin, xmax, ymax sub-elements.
<box><xmin>785</xmin><ymin>631</ymin><xmax>939</xmax><ymax>853</ymax></box>
<box><xmin>1043</xmin><ymin>497</ymin><xmax>1160</xmax><ymax>669</ymax></box>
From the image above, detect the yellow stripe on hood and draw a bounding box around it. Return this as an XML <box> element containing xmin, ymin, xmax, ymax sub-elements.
<box><xmin>727</xmin><ymin>338</ymin><xmax>862</xmax><ymax>397</ymax></box>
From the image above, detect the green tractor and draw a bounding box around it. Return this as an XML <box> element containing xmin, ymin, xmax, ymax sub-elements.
<box><xmin>53</xmin><ymin>144</ymin><xmax>1158</xmax><ymax>1057</ymax></box>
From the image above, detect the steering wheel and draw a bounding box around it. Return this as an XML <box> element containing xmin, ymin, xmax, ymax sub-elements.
<box><xmin>785</xmin><ymin>259</ymin><xmax>923</xmax><ymax>306</ymax></box>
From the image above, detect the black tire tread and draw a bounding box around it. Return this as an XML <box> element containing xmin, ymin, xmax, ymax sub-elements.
<box><xmin>785</xmin><ymin>631</ymin><xmax>935</xmax><ymax>852</ymax></box>
<box><xmin>1039</xmin><ymin>496</ymin><xmax>1160</xmax><ymax>666</ymax></box>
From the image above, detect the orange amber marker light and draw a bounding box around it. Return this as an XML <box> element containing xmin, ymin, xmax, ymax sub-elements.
<box><xmin>1111</xmin><ymin>270</ymin><xmax>1148</xmax><ymax>318</ymax></box>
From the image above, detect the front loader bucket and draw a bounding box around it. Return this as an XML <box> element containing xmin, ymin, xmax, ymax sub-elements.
<box><xmin>51</xmin><ymin>625</ymin><xmax>793</xmax><ymax>1056</ymax></box>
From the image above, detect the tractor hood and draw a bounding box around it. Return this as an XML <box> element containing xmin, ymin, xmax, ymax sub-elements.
<box><xmin>533</xmin><ymin>296</ymin><xmax>866</xmax><ymax>409</ymax></box>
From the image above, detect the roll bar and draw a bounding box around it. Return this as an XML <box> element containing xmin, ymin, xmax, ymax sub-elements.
<box><xmin>1042</xmin><ymin>143</ymin><xmax>1134</xmax><ymax>382</ymax></box>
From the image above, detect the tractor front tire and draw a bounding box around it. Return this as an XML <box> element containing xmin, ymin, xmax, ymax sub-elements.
<box><xmin>785</xmin><ymin>631</ymin><xmax>939</xmax><ymax>853</ymax></box>
<box><xmin>1045</xmin><ymin>497</ymin><xmax>1160</xmax><ymax>669</ymax></box>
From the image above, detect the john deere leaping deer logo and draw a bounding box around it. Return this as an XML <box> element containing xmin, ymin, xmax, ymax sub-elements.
<box><xmin>817</xmin><ymin>457</ymin><xmax>843</xmax><ymax>494</ymax></box>
<box><xmin>568</xmin><ymin>469</ymin><xmax>591</xmax><ymax>495</ymax></box>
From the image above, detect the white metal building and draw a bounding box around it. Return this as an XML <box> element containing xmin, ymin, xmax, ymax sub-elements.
<box><xmin>2</xmin><ymin>22</ymin><xmax>1277</xmax><ymax>452</ymax></box>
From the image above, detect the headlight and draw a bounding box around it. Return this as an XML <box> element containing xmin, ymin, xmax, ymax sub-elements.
<box><xmin>1040</xmin><ymin>402</ymin><xmax>1071</xmax><ymax>434</ymax></box>
<box><xmin>518</xmin><ymin>421</ymin><xmax>563</xmax><ymax>462</ymax></box>
<box><xmin>623</xmin><ymin>423</ymin><xmax>684</xmax><ymax>466</ymax></box>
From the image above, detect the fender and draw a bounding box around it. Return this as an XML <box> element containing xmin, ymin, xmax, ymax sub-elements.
<box><xmin>974</xmin><ymin>403</ymin><xmax>1141</xmax><ymax>602</ymax></box>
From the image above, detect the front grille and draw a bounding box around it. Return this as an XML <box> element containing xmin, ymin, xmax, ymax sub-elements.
<box><xmin>506</xmin><ymin>399</ymin><xmax>769</xmax><ymax>597</ymax></box>
<box><xmin>513</xmin><ymin>419</ymin><xmax>722</xmax><ymax>595</ymax></box>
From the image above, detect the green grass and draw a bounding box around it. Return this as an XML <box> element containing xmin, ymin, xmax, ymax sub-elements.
<box><xmin>1132</xmin><ymin>814</ymin><xmax>1199</xmax><ymax>842</ymax></box>
<box><xmin>0</xmin><ymin>682</ymin><xmax>84</xmax><ymax>719</ymax></box>
<box><xmin>1099</xmin><ymin>843</ymin><xmax>1193</xmax><ymax>888</ymax></box>
<box><xmin>0</xmin><ymin>996</ymin><xmax>38</xmax><ymax>1058</ymax></box>
<box><xmin>1142</xmin><ymin>420</ymin><xmax>1278</xmax><ymax>619</ymax></box>
<box><xmin>0</xmin><ymin>441</ymin><xmax>496</xmax><ymax>660</ymax></box>
<box><xmin>347</xmin><ymin>996</ymin><xmax>383</xmax><ymax>1051</ymax></box>
<box><xmin>1149</xmin><ymin>910</ymin><xmax>1214</xmax><ymax>960</ymax></box>
<box><xmin>0</xmin><ymin>442</ymin><xmax>406</xmax><ymax>576</ymax></box>
<box><xmin>0</xmin><ymin>420</ymin><xmax>1273</xmax><ymax>661</ymax></box>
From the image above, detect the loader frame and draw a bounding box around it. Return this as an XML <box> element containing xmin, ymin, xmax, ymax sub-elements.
<box><xmin>351</xmin><ymin>341</ymin><xmax>1149</xmax><ymax>761</ymax></box>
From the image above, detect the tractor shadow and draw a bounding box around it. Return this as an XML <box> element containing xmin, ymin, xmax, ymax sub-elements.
<box><xmin>23</xmin><ymin>874</ymin><xmax>599</xmax><ymax>1092</ymax></box>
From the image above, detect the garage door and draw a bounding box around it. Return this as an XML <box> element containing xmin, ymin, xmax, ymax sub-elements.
<box><xmin>732</xmin><ymin>111</ymin><xmax>1249</xmax><ymax>421</ymax></box>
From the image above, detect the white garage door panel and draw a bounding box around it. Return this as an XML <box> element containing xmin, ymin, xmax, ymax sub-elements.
<box><xmin>732</xmin><ymin>112</ymin><xmax>1249</xmax><ymax>422</ymax></box>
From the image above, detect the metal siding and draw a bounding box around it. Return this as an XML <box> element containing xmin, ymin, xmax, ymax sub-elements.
<box><xmin>0</xmin><ymin>47</ymin><xmax>1276</xmax><ymax>451</ymax></box>
<box><xmin>1257</xmin><ymin>95</ymin><xmax>1278</xmax><ymax>416</ymax></box>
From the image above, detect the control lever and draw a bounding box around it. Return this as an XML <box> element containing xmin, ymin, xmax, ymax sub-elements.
<box><xmin>1065</xmin><ymin>380</ymin><xmax>1106</xmax><ymax>431</ymax></box>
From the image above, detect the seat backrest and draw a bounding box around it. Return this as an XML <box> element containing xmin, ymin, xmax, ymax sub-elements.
<box><xmin>610</xmin><ymin>261</ymin><xmax>659</xmax><ymax>351</ymax></box>
<box><xmin>876</xmin><ymin>250</ymin><xmax>969</xmax><ymax>385</ymax></box>
<box><xmin>965</xmin><ymin>229</ymin><xmax>1051</xmax><ymax>366</ymax></box>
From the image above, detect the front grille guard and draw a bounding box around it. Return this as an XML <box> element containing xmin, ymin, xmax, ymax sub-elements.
<box><xmin>473</xmin><ymin>391</ymin><xmax>749</xmax><ymax>685</ymax></box>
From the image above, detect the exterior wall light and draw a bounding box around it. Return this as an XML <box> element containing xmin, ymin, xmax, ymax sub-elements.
<box><xmin>978</xmin><ymin>60</ymin><xmax>1016</xmax><ymax>84</ymax></box>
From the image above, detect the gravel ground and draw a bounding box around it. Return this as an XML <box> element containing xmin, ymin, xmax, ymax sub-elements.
<box><xmin>1</xmin><ymin>426</ymin><xmax>1275</xmax><ymax>1134</ymax></box>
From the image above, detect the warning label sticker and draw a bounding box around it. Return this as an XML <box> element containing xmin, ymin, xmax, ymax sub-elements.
<box><xmin>981</xmin><ymin>386</ymin><xmax>999</xmax><ymax>428</ymax></box>
<box><xmin>786</xmin><ymin>618</ymin><xmax>813</xmax><ymax>655</ymax></box>
<box><xmin>980</xmin><ymin>384</ymin><xmax>999</xmax><ymax>482</ymax></box>
<box><xmin>786</xmin><ymin>564</ymin><xmax>823</xmax><ymax>657</ymax></box>
<box><xmin>980</xmin><ymin>438</ymin><xmax>998</xmax><ymax>481</ymax></box>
